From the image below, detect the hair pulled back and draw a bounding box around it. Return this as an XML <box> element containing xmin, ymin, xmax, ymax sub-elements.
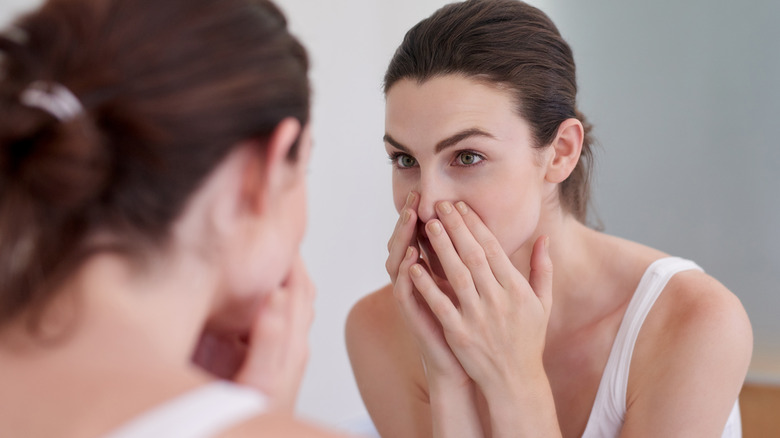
<box><xmin>384</xmin><ymin>0</ymin><xmax>594</xmax><ymax>222</ymax></box>
<box><xmin>0</xmin><ymin>0</ymin><xmax>310</xmax><ymax>328</ymax></box>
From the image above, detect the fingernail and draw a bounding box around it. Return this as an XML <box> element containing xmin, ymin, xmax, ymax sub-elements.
<box><xmin>402</xmin><ymin>209</ymin><xmax>411</xmax><ymax>224</ymax></box>
<box><xmin>455</xmin><ymin>201</ymin><xmax>468</xmax><ymax>215</ymax></box>
<box><xmin>437</xmin><ymin>201</ymin><xmax>453</xmax><ymax>215</ymax></box>
<box><xmin>405</xmin><ymin>246</ymin><xmax>414</xmax><ymax>259</ymax></box>
<box><xmin>410</xmin><ymin>264</ymin><xmax>423</xmax><ymax>277</ymax></box>
<box><xmin>544</xmin><ymin>236</ymin><xmax>550</xmax><ymax>249</ymax></box>
<box><xmin>406</xmin><ymin>191</ymin><xmax>416</xmax><ymax>206</ymax></box>
<box><xmin>427</xmin><ymin>220</ymin><xmax>442</xmax><ymax>236</ymax></box>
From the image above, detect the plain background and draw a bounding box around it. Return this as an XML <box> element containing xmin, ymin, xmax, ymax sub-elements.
<box><xmin>2</xmin><ymin>0</ymin><xmax>778</xmax><ymax>430</ymax></box>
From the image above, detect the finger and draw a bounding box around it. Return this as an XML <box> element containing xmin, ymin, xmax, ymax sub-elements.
<box><xmin>289</xmin><ymin>259</ymin><xmax>315</xmax><ymax>356</ymax></box>
<box><xmin>279</xmin><ymin>256</ymin><xmax>315</xmax><ymax>360</ymax></box>
<box><xmin>424</xmin><ymin>217</ymin><xmax>480</xmax><ymax>311</ymax></box>
<box><xmin>434</xmin><ymin>201</ymin><xmax>500</xmax><ymax>295</ymax></box>
<box><xmin>529</xmin><ymin>235</ymin><xmax>554</xmax><ymax>313</ymax></box>
<box><xmin>237</xmin><ymin>289</ymin><xmax>288</xmax><ymax>386</ymax></box>
<box><xmin>454</xmin><ymin>201</ymin><xmax>519</xmax><ymax>288</ymax></box>
<box><xmin>387</xmin><ymin>191</ymin><xmax>418</xmax><ymax>251</ymax></box>
<box><xmin>284</xmin><ymin>256</ymin><xmax>316</xmax><ymax>324</ymax></box>
<box><xmin>394</xmin><ymin>246</ymin><xmax>445</xmax><ymax>331</ymax></box>
<box><xmin>408</xmin><ymin>259</ymin><xmax>461</xmax><ymax>329</ymax></box>
<box><xmin>386</xmin><ymin>192</ymin><xmax>420</xmax><ymax>281</ymax></box>
<box><xmin>393</xmin><ymin>245</ymin><xmax>422</xmax><ymax>316</ymax></box>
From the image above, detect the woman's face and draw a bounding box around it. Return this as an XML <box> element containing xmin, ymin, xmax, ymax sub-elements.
<box><xmin>208</xmin><ymin>123</ymin><xmax>312</xmax><ymax>334</ymax></box>
<box><xmin>385</xmin><ymin>75</ymin><xmax>555</xmax><ymax>264</ymax></box>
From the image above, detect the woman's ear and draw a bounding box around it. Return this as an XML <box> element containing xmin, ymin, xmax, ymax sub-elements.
<box><xmin>545</xmin><ymin>118</ymin><xmax>584</xmax><ymax>184</ymax></box>
<box><xmin>240</xmin><ymin>117</ymin><xmax>304</xmax><ymax>215</ymax></box>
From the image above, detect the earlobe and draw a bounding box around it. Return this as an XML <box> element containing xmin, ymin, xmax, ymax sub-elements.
<box><xmin>545</xmin><ymin>118</ymin><xmax>584</xmax><ymax>184</ymax></box>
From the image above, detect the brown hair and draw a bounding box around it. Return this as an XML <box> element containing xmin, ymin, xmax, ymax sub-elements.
<box><xmin>384</xmin><ymin>0</ymin><xmax>594</xmax><ymax>222</ymax></box>
<box><xmin>0</xmin><ymin>0</ymin><xmax>310</xmax><ymax>328</ymax></box>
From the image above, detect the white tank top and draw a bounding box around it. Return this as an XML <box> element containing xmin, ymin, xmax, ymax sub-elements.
<box><xmin>101</xmin><ymin>381</ymin><xmax>267</xmax><ymax>438</ymax></box>
<box><xmin>581</xmin><ymin>257</ymin><xmax>741</xmax><ymax>438</ymax></box>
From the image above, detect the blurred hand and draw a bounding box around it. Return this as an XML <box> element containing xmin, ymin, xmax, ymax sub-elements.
<box><xmin>192</xmin><ymin>255</ymin><xmax>316</xmax><ymax>412</ymax></box>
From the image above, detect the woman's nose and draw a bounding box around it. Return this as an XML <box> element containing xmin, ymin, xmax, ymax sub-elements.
<box><xmin>416</xmin><ymin>176</ymin><xmax>451</xmax><ymax>223</ymax></box>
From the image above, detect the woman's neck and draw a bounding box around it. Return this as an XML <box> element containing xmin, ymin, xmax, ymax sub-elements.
<box><xmin>0</xmin><ymin>248</ymin><xmax>218</xmax><ymax>372</ymax></box>
<box><xmin>0</xmin><ymin>249</ymin><xmax>219</xmax><ymax>438</ymax></box>
<box><xmin>533</xmin><ymin>211</ymin><xmax>666</xmax><ymax>336</ymax></box>
<box><xmin>506</xmin><ymin>209</ymin><xmax>627</xmax><ymax>334</ymax></box>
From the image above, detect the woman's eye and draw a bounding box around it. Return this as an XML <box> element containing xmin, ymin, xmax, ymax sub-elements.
<box><xmin>455</xmin><ymin>152</ymin><xmax>484</xmax><ymax>166</ymax></box>
<box><xmin>392</xmin><ymin>154</ymin><xmax>417</xmax><ymax>168</ymax></box>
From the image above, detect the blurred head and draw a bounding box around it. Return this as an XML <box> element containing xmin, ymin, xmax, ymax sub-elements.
<box><xmin>384</xmin><ymin>0</ymin><xmax>594</xmax><ymax>242</ymax></box>
<box><xmin>0</xmin><ymin>0</ymin><xmax>310</xmax><ymax>329</ymax></box>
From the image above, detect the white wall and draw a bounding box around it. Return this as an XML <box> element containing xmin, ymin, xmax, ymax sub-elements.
<box><xmin>3</xmin><ymin>0</ymin><xmax>778</xmax><ymax>430</ymax></box>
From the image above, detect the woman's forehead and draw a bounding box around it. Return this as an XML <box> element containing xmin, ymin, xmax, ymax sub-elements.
<box><xmin>385</xmin><ymin>76</ymin><xmax>528</xmax><ymax>150</ymax></box>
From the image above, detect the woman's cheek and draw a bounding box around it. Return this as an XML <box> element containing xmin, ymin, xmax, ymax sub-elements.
<box><xmin>391</xmin><ymin>176</ymin><xmax>413</xmax><ymax>213</ymax></box>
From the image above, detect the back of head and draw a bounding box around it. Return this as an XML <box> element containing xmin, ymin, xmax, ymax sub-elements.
<box><xmin>385</xmin><ymin>0</ymin><xmax>594</xmax><ymax>222</ymax></box>
<box><xmin>0</xmin><ymin>0</ymin><xmax>309</xmax><ymax>329</ymax></box>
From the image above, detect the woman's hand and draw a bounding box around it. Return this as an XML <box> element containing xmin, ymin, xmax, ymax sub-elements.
<box><xmin>387</xmin><ymin>192</ymin><xmax>469</xmax><ymax>385</ymax></box>
<box><xmin>389</xmin><ymin>193</ymin><xmax>485</xmax><ymax>437</ymax></box>
<box><xmin>409</xmin><ymin>200</ymin><xmax>554</xmax><ymax>396</ymax></box>
<box><xmin>192</xmin><ymin>255</ymin><xmax>315</xmax><ymax>412</ymax></box>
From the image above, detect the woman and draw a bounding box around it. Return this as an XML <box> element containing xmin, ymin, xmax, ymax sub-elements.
<box><xmin>346</xmin><ymin>1</ymin><xmax>752</xmax><ymax>437</ymax></box>
<box><xmin>0</xmin><ymin>0</ymin><xmax>347</xmax><ymax>436</ymax></box>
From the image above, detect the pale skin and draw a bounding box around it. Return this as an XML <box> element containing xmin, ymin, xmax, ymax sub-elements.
<box><xmin>0</xmin><ymin>119</ymin><xmax>347</xmax><ymax>438</ymax></box>
<box><xmin>346</xmin><ymin>75</ymin><xmax>753</xmax><ymax>437</ymax></box>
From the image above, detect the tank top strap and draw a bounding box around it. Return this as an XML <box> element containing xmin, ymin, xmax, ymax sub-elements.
<box><xmin>581</xmin><ymin>257</ymin><xmax>702</xmax><ymax>437</ymax></box>
<box><xmin>102</xmin><ymin>381</ymin><xmax>267</xmax><ymax>438</ymax></box>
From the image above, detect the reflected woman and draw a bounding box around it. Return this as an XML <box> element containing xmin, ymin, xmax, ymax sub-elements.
<box><xmin>0</xmin><ymin>0</ymin><xmax>349</xmax><ymax>436</ymax></box>
<box><xmin>346</xmin><ymin>1</ymin><xmax>752</xmax><ymax>437</ymax></box>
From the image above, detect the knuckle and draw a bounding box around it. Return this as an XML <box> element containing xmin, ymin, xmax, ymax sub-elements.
<box><xmin>505</xmin><ymin>276</ymin><xmax>524</xmax><ymax>292</ymax></box>
<box><xmin>447</xmin><ymin>328</ymin><xmax>471</xmax><ymax>349</ymax></box>
<box><xmin>483</xmin><ymin>239</ymin><xmax>504</xmax><ymax>260</ymax></box>
<box><xmin>431</xmin><ymin>300</ymin><xmax>452</xmax><ymax>318</ymax></box>
<box><xmin>446</xmin><ymin>216</ymin><xmax>463</xmax><ymax>231</ymax></box>
<box><xmin>385</xmin><ymin>258</ymin><xmax>397</xmax><ymax>277</ymax></box>
<box><xmin>451</xmin><ymin>270</ymin><xmax>473</xmax><ymax>290</ymax></box>
<box><xmin>462</xmin><ymin>249</ymin><xmax>486</xmax><ymax>268</ymax></box>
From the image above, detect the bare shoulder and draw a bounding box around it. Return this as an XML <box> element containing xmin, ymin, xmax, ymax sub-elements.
<box><xmin>345</xmin><ymin>283</ymin><xmax>421</xmax><ymax>377</ymax></box>
<box><xmin>644</xmin><ymin>268</ymin><xmax>752</xmax><ymax>357</ymax></box>
<box><xmin>219</xmin><ymin>412</ymin><xmax>352</xmax><ymax>438</ymax></box>
<box><xmin>624</xmin><ymin>266</ymin><xmax>753</xmax><ymax>435</ymax></box>
<box><xmin>345</xmin><ymin>283</ymin><xmax>401</xmax><ymax>343</ymax></box>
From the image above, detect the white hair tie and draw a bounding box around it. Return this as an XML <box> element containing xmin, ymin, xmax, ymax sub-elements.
<box><xmin>20</xmin><ymin>81</ymin><xmax>84</xmax><ymax>122</ymax></box>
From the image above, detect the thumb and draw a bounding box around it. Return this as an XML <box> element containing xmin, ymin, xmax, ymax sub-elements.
<box><xmin>529</xmin><ymin>235</ymin><xmax>554</xmax><ymax>313</ymax></box>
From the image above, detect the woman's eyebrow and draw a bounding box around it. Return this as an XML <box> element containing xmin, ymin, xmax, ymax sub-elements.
<box><xmin>383</xmin><ymin>128</ymin><xmax>495</xmax><ymax>154</ymax></box>
<box><xmin>383</xmin><ymin>133</ymin><xmax>410</xmax><ymax>153</ymax></box>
